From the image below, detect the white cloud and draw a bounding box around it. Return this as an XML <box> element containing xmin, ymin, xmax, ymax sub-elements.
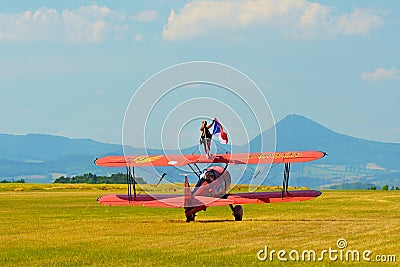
<box><xmin>361</xmin><ymin>68</ymin><xmax>400</xmax><ymax>81</ymax></box>
<box><xmin>0</xmin><ymin>5</ymin><xmax>129</xmax><ymax>43</ymax></box>
<box><xmin>162</xmin><ymin>0</ymin><xmax>384</xmax><ymax>40</ymax></box>
<box><xmin>335</xmin><ymin>9</ymin><xmax>383</xmax><ymax>35</ymax></box>
<box><xmin>131</xmin><ymin>10</ymin><xmax>159</xmax><ymax>22</ymax></box>
<box><xmin>134</xmin><ymin>34</ymin><xmax>143</xmax><ymax>41</ymax></box>
<box><xmin>61</xmin><ymin>5</ymin><xmax>126</xmax><ymax>43</ymax></box>
<box><xmin>0</xmin><ymin>7</ymin><xmax>60</xmax><ymax>41</ymax></box>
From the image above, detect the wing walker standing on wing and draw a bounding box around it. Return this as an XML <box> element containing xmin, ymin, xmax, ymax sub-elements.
<box><xmin>200</xmin><ymin>119</ymin><xmax>214</xmax><ymax>158</ymax></box>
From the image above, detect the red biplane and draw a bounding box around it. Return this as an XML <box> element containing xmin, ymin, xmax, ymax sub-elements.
<box><xmin>95</xmin><ymin>151</ymin><xmax>326</xmax><ymax>222</ymax></box>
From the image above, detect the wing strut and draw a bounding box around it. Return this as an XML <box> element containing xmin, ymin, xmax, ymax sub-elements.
<box><xmin>156</xmin><ymin>173</ymin><xmax>167</xmax><ymax>185</ymax></box>
<box><xmin>126</xmin><ymin>166</ymin><xmax>137</xmax><ymax>202</ymax></box>
<box><xmin>194</xmin><ymin>163</ymin><xmax>202</xmax><ymax>174</ymax></box>
<box><xmin>187</xmin><ymin>163</ymin><xmax>201</xmax><ymax>178</ymax></box>
<box><xmin>282</xmin><ymin>163</ymin><xmax>290</xmax><ymax>198</ymax></box>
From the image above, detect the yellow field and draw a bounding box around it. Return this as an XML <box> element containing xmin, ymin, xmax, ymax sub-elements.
<box><xmin>0</xmin><ymin>184</ymin><xmax>399</xmax><ymax>266</ymax></box>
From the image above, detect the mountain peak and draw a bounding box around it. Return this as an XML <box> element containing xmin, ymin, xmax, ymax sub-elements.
<box><xmin>281</xmin><ymin>114</ymin><xmax>310</xmax><ymax>121</ymax></box>
<box><xmin>277</xmin><ymin>114</ymin><xmax>328</xmax><ymax>130</ymax></box>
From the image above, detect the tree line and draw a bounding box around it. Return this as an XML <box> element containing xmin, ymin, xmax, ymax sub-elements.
<box><xmin>53</xmin><ymin>173</ymin><xmax>147</xmax><ymax>184</ymax></box>
<box><xmin>367</xmin><ymin>184</ymin><xmax>399</xmax><ymax>190</ymax></box>
<box><xmin>0</xmin><ymin>179</ymin><xmax>25</xmax><ymax>183</ymax></box>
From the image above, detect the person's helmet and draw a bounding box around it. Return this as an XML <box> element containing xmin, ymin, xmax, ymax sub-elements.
<box><xmin>205</xmin><ymin>171</ymin><xmax>215</xmax><ymax>179</ymax></box>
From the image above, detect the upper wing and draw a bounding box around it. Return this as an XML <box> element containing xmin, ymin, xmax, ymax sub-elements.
<box><xmin>226</xmin><ymin>190</ymin><xmax>322</xmax><ymax>204</ymax></box>
<box><xmin>95</xmin><ymin>151</ymin><xmax>326</xmax><ymax>167</ymax></box>
<box><xmin>94</xmin><ymin>154</ymin><xmax>193</xmax><ymax>167</ymax></box>
<box><xmin>217</xmin><ymin>151</ymin><xmax>326</xmax><ymax>165</ymax></box>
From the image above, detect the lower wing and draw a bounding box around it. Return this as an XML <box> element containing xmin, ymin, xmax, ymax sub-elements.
<box><xmin>97</xmin><ymin>194</ymin><xmax>233</xmax><ymax>208</ymax></box>
<box><xmin>97</xmin><ymin>190</ymin><xmax>321</xmax><ymax>208</ymax></box>
<box><xmin>226</xmin><ymin>190</ymin><xmax>322</xmax><ymax>204</ymax></box>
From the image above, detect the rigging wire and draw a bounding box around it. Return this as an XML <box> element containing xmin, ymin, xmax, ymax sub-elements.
<box><xmin>134</xmin><ymin>164</ymin><xmax>187</xmax><ymax>184</ymax></box>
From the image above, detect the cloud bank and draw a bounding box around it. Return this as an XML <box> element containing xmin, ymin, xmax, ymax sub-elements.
<box><xmin>0</xmin><ymin>2</ymin><xmax>385</xmax><ymax>43</ymax></box>
<box><xmin>162</xmin><ymin>0</ymin><xmax>384</xmax><ymax>40</ymax></box>
<box><xmin>0</xmin><ymin>5</ymin><xmax>158</xmax><ymax>43</ymax></box>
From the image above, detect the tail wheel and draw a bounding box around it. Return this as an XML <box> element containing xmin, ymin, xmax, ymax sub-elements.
<box><xmin>233</xmin><ymin>205</ymin><xmax>243</xmax><ymax>221</ymax></box>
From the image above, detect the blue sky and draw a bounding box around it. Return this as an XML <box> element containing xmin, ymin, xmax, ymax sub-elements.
<box><xmin>0</xmin><ymin>1</ymin><xmax>399</xmax><ymax>148</ymax></box>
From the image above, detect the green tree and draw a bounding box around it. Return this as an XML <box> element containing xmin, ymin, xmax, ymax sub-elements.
<box><xmin>382</xmin><ymin>184</ymin><xmax>389</xmax><ymax>191</ymax></box>
<box><xmin>53</xmin><ymin>173</ymin><xmax>146</xmax><ymax>184</ymax></box>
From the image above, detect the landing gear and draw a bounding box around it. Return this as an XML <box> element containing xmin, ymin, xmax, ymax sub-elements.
<box><xmin>186</xmin><ymin>214</ymin><xmax>195</xmax><ymax>222</ymax></box>
<box><xmin>185</xmin><ymin>206</ymin><xmax>205</xmax><ymax>222</ymax></box>
<box><xmin>282</xmin><ymin>163</ymin><xmax>290</xmax><ymax>198</ymax></box>
<box><xmin>230</xmin><ymin>204</ymin><xmax>243</xmax><ymax>221</ymax></box>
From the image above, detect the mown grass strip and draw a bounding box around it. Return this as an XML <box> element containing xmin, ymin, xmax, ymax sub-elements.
<box><xmin>0</xmin><ymin>185</ymin><xmax>399</xmax><ymax>266</ymax></box>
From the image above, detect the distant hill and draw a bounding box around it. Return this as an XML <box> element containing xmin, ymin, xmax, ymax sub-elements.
<box><xmin>250</xmin><ymin>114</ymin><xmax>400</xmax><ymax>168</ymax></box>
<box><xmin>0</xmin><ymin>133</ymin><xmax>122</xmax><ymax>162</ymax></box>
<box><xmin>0</xmin><ymin>115</ymin><xmax>399</xmax><ymax>188</ymax></box>
<box><xmin>247</xmin><ymin>114</ymin><xmax>400</xmax><ymax>188</ymax></box>
<box><xmin>0</xmin><ymin>134</ymin><xmax>125</xmax><ymax>182</ymax></box>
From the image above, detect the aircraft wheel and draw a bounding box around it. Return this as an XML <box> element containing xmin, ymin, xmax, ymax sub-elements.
<box><xmin>233</xmin><ymin>205</ymin><xmax>243</xmax><ymax>221</ymax></box>
<box><xmin>186</xmin><ymin>214</ymin><xmax>195</xmax><ymax>222</ymax></box>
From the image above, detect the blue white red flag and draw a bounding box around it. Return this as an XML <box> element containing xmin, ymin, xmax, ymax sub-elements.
<box><xmin>212</xmin><ymin>118</ymin><xmax>228</xmax><ymax>144</ymax></box>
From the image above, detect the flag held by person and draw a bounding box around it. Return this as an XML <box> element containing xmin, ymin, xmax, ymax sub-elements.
<box><xmin>212</xmin><ymin>118</ymin><xmax>228</xmax><ymax>144</ymax></box>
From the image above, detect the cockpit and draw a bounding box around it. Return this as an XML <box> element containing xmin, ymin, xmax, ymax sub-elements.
<box><xmin>192</xmin><ymin>169</ymin><xmax>219</xmax><ymax>193</ymax></box>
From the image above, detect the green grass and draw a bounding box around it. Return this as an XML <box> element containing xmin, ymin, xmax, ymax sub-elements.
<box><xmin>0</xmin><ymin>185</ymin><xmax>399</xmax><ymax>266</ymax></box>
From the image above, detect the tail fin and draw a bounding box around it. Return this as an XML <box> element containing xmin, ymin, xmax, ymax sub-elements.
<box><xmin>185</xmin><ymin>176</ymin><xmax>190</xmax><ymax>191</ymax></box>
<box><xmin>184</xmin><ymin>176</ymin><xmax>192</xmax><ymax>210</ymax></box>
<box><xmin>184</xmin><ymin>176</ymin><xmax>191</xmax><ymax>207</ymax></box>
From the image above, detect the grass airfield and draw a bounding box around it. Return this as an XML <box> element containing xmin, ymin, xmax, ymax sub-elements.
<box><xmin>0</xmin><ymin>184</ymin><xmax>399</xmax><ymax>266</ymax></box>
